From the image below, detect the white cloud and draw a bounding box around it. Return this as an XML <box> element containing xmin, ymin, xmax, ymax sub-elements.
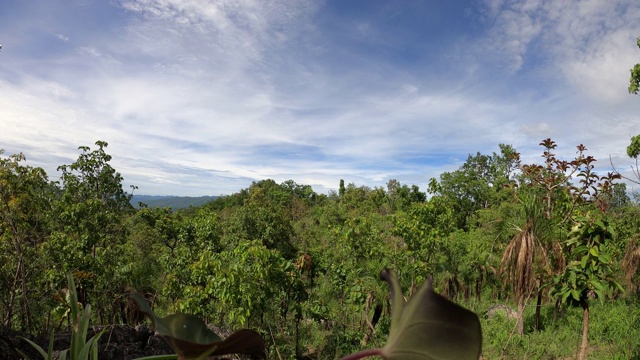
<box><xmin>521</xmin><ymin>122</ymin><xmax>551</xmax><ymax>138</ymax></box>
<box><xmin>2</xmin><ymin>1</ymin><xmax>640</xmax><ymax>196</ymax></box>
<box><xmin>119</xmin><ymin>0</ymin><xmax>319</xmax><ymax>69</ymax></box>
<box><xmin>480</xmin><ymin>0</ymin><xmax>640</xmax><ymax>103</ymax></box>
<box><xmin>478</xmin><ymin>0</ymin><xmax>544</xmax><ymax>71</ymax></box>
<box><xmin>78</xmin><ymin>46</ymin><xmax>103</xmax><ymax>58</ymax></box>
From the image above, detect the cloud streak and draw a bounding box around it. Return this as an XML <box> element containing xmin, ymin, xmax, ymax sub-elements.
<box><xmin>1</xmin><ymin>0</ymin><xmax>639</xmax><ymax>195</ymax></box>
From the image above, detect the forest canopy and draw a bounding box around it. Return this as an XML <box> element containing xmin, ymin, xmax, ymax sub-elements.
<box><xmin>1</xmin><ymin>138</ymin><xmax>640</xmax><ymax>359</ymax></box>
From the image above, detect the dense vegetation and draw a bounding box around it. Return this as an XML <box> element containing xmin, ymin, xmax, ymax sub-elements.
<box><xmin>2</xmin><ymin>137</ymin><xmax>640</xmax><ymax>359</ymax></box>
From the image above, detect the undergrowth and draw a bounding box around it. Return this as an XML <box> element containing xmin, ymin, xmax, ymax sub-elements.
<box><xmin>460</xmin><ymin>296</ymin><xmax>640</xmax><ymax>359</ymax></box>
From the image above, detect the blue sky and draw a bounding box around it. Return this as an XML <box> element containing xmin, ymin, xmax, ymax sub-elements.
<box><xmin>1</xmin><ymin>0</ymin><xmax>640</xmax><ymax>196</ymax></box>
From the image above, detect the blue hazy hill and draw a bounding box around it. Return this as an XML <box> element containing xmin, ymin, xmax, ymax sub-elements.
<box><xmin>131</xmin><ymin>195</ymin><xmax>218</xmax><ymax>210</ymax></box>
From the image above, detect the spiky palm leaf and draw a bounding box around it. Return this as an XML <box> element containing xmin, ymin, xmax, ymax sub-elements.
<box><xmin>499</xmin><ymin>193</ymin><xmax>557</xmax><ymax>335</ymax></box>
<box><xmin>500</xmin><ymin>222</ymin><xmax>535</xmax><ymax>301</ymax></box>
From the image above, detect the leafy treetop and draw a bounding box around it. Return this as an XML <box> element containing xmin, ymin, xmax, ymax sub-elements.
<box><xmin>630</xmin><ymin>37</ymin><xmax>640</xmax><ymax>94</ymax></box>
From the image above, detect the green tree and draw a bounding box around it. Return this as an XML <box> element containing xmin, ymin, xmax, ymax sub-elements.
<box><xmin>429</xmin><ymin>144</ymin><xmax>518</xmax><ymax>230</ymax></box>
<box><xmin>501</xmin><ymin>139</ymin><xmax>576</xmax><ymax>334</ymax></box>
<box><xmin>386</xmin><ymin>179</ymin><xmax>426</xmax><ymax>212</ymax></box>
<box><xmin>616</xmin><ymin>138</ymin><xmax>640</xmax><ymax>295</ymax></box>
<box><xmin>629</xmin><ymin>37</ymin><xmax>640</xmax><ymax>94</ymax></box>
<box><xmin>0</xmin><ymin>150</ymin><xmax>53</xmax><ymax>331</ymax></box>
<box><xmin>623</xmin><ymin>134</ymin><xmax>640</xmax><ymax>185</ymax></box>
<box><xmin>393</xmin><ymin>196</ymin><xmax>455</xmax><ymax>276</ymax></box>
<box><xmin>44</xmin><ymin>141</ymin><xmax>136</xmax><ymax>323</ymax></box>
<box><xmin>627</xmin><ymin>135</ymin><xmax>640</xmax><ymax>159</ymax></box>
<box><xmin>551</xmin><ymin>212</ymin><xmax>623</xmax><ymax>360</ymax></box>
<box><xmin>222</xmin><ymin>182</ymin><xmax>296</xmax><ymax>259</ymax></box>
<box><xmin>135</xmin><ymin>206</ymin><xmax>183</xmax><ymax>255</ymax></box>
<box><xmin>610</xmin><ymin>134</ymin><xmax>640</xmax><ymax>187</ymax></box>
<box><xmin>515</xmin><ymin>140</ymin><xmax>623</xmax><ymax>358</ymax></box>
<box><xmin>339</xmin><ymin>183</ymin><xmax>386</xmax><ymax>215</ymax></box>
<box><xmin>498</xmin><ymin>190</ymin><xmax>552</xmax><ymax>335</ymax></box>
<box><xmin>499</xmin><ymin>139</ymin><xmax>620</xmax><ymax>334</ymax></box>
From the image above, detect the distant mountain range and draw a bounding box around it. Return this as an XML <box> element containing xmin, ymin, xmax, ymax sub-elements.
<box><xmin>131</xmin><ymin>195</ymin><xmax>219</xmax><ymax>210</ymax></box>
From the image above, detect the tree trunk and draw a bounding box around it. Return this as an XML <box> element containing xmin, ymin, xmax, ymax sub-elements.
<box><xmin>534</xmin><ymin>285</ymin><xmax>542</xmax><ymax>331</ymax></box>
<box><xmin>553</xmin><ymin>297</ymin><xmax>561</xmax><ymax>323</ymax></box>
<box><xmin>516</xmin><ymin>299</ymin><xmax>524</xmax><ymax>336</ymax></box>
<box><xmin>578</xmin><ymin>298</ymin><xmax>589</xmax><ymax>360</ymax></box>
<box><xmin>295</xmin><ymin>317</ymin><xmax>300</xmax><ymax>359</ymax></box>
<box><xmin>361</xmin><ymin>304</ymin><xmax>382</xmax><ymax>347</ymax></box>
<box><xmin>20</xmin><ymin>262</ymin><xmax>32</xmax><ymax>332</ymax></box>
<box><xmin>3</xmin><ymin>257</ymin><xmax>23</xmax><ymax>328</ymax></box>
<box><xmin>475</xmin><ymin>271</ymin><xmax>483</xmax><ymax>301</ymax></box>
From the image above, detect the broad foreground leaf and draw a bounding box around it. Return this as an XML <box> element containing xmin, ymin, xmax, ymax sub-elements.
<box><xmin>379</xmin><ymin>269</ymin><xmax>482</xmax><ymax>360</ymax></box>
<box><xmin>131</xmin><ymin>293</ymin><xmax>267</xmax><ymax>359</ymax></box>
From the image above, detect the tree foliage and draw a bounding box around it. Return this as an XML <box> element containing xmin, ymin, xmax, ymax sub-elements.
<box><xmin>3</xmin><ymin>137</ymin><xmax>640</xmax><ymax>359</ymax></box>
<box><xmin>0</xmin><ymin>150</ymin><xmax>52</xmax><ymax>332</ymax></box>
<box><xmin>630</xmin><ymin>37</ymin><xmax>640</xmax><ymax>94</ymax></box>
<box><xmin>429</xmin><ymin>144</ymin><xmax>518</xmax><ymax>229</ymax></box>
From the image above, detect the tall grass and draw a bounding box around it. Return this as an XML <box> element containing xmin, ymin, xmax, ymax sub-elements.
<box><xmin>461</xmin><ymin>296</ymin><xmax>640</xmax><ymax>359</ymax></box>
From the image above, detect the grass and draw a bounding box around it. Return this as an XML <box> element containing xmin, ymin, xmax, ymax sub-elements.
<box><xmin>460</xmin><ymin>296</ymin><xmax>640</xmax><ymax>359</ymax></box>
<box><xmin>289</xmin><ymin>294</ymin><xmax>640</xmax><ymax>359</ymax></box>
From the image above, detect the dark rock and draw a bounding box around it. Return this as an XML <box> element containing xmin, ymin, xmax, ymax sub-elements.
<box><xmin>1</xmin><ymin>324</ymin><xmax>174</xmax><ymax>360</ymax></box>
<box><xmin>0</xmin><ymin>326</ymin><xmax>40</xmax><ymax>360</ymax></box>
<box><xmin>144</xmin><ymin>334</ymin><xmax>174</xmax><ymax>356</ymax></box>
<box><xmin>2</xmin><ymin>323</ymin><xmax>263</xmax><ymax>359</ymax></box>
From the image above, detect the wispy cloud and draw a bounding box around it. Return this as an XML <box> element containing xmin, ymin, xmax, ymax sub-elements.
<box><xmin>479</xmin><ymin>0</ymin><xmax>640</xmax><ymax>102</ymax></box>
<box><xmin>55</xmin><ymin>33</ymin><xmax>69</xmax><ymax>42</ymax></box>
<box><xmin>1</xmin><ymin>0</ymin><xmax>639</xmax><ymax>195</ymax></box>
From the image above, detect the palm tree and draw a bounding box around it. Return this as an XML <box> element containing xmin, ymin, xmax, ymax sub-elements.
<box><xmin>499</xmin><ymin>194</ymin><xmax>558</xmax><ymax>335</ymax></box>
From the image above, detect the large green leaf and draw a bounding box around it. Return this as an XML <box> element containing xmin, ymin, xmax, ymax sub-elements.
<box><xmin>131</xmin><ymin>293</ymin><xmax>267</xmax><ymax>359</ymax></box>
<box><xmin>379</xmin><ymin>269</ymin><xmax>482</xmax><ymax>360</ymax></box>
